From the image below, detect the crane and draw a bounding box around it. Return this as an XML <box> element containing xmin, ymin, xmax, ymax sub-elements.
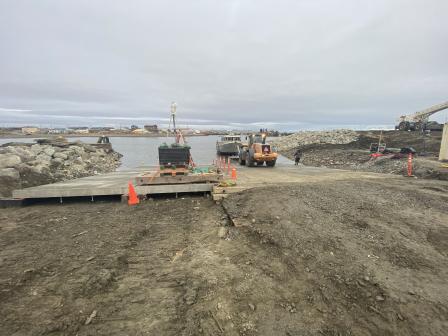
<box><xmin>396</xmin><ymin>101</ymin><xmax>448</xmax><ymax>131</ymax></box>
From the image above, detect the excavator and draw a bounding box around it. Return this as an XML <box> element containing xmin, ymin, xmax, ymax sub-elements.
<box><xmin>396</xmin><ymin>101</ymin><xmax>448</xmax><ymax>131</ymax></box>
<box><xmin>238</xmin><ymin>132</ymin><xmax>278</xmax><ymax>167</ymax></box>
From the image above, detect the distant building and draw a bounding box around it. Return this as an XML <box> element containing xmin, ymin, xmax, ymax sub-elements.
<box><xmin>74</xmin><ymin>129</ymin><xmax>89</xmax><ymax>134</ymax></box>
<box><xmin>48</xmin><ymin>128</ymin><xmax>66</xmax><ymax>134</ymax></box>
<box><xmin>69</xmin><ymin>126</ymin><xmax>89</xmax><ymax>130</ymax></box>
<box><xmin>89</xmin><ymin>127</ymin><xmax>114</xmax><ymax>133</ymax></box>
<box><xmin>144</xmin><ymin>124</ymin><xmax>158</xmax><ymax>132</ymax></box>
<box><xmin>0</xmin><ymin>127</ymin><xmax>21</xmax><ymax>132</ymax></box>
<box><xmin>179</xmin><ymin>128</ymin><xmax>194</xmax><ymax>135</ymax></box>
<box><xmin>131</xmin><ymin>128</ymin><xmax>149</xmax><ymax>134</ymax></box>
<box><xmin>21</xmin><ymin>127</ymin><xmax>39</xmax><ymax>135</ymax></box>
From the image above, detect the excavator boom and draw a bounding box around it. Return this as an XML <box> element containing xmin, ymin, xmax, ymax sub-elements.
<box><xmin>397</xmin><ymin>101</ymin><xmax>448</xmax><ymax>131</ymax></box>
<box><xmin>401</xmin><ymin>101</ymin><xmax>448</xmax><ymax>122</ymax></box>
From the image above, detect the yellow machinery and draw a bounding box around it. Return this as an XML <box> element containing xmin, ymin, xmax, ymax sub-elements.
<box><xmin>238</xmin><ymin>133</ymin><xmax>278</xmax><ymax>167</ymax></box>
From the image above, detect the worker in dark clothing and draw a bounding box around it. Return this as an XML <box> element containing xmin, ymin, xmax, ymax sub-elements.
<box><xmin>294</xmin><ymin>149</ymin><xmax>302</xmax><ymax>165</ymax></box>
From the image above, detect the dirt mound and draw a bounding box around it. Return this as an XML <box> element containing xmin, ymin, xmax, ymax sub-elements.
<box><xmin>1</xmin><ymin>179</ymin><xmax>447</xmax><ymax>335</ymax></box>
<box><xmin>222</xmin><ymin>179</ymin><xmax>448</xmax><ymax>335</ymax></box>
<box><xmin>279</xmin><ymin>130</ymin><xmax>448</xmax><ymax>179</ymax></box>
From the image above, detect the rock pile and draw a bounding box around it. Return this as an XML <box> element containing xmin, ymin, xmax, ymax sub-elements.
<box><xmin>0</xmin><ymin>140</ymin><xmax>122</xmax><ymax>197</ymax></box>
<box><xmin>272</xmin><ymin>129</ymin><xmax>359</xmax><ymax>151</ymax></box>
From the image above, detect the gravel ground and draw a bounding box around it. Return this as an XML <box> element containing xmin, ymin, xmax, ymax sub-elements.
<box><xmin>278</xmin><ymin>130</ymin><xmax>448</xmax><ymax>179</ymax></box>
<box><xmin>1</xmin><ymin>176</ymin><xmax>447</xmax><ymax>335</ymax></box>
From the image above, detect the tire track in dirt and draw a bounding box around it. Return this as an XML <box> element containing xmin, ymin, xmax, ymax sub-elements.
<box><xmin>75</xmin><ymin>199</ymin><xmax>204</xmax><ymax>335</ymax></box>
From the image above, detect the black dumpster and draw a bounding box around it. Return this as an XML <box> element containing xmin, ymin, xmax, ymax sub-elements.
<box><xmin>158</xmin><ymin>143</ymin><xmax>191</xmax><ymax>167</ymax></box>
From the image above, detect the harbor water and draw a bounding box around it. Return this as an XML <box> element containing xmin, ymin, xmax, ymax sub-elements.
<box><xmin>0</xmin><ymin>136</ymin><xmax>292</xmax><ymax>169</ymax></box>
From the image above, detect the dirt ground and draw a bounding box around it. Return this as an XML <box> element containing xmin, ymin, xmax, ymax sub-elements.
<box><xmin>1</xmin><ymin>177</ymin><xmax>448</xmax><ymax>335</ymax></box>
<box><xmin>281</xmin><ymin>130</ymin><xmax>448</xmax><ymax>180</ymax></box>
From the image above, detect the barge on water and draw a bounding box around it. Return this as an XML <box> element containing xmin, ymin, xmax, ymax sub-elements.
<box><xmin>216</xmin><ymin>135</ymin><xmax>242</xmax><ymax>155</ymax></box>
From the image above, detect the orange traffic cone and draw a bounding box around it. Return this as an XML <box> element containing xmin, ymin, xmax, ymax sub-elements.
<box><xmin>231</xmin><ymin>168</ymin><xmax>237</xmax><ymax>180</ymax></box>
<box><xmin>128</xmin><ymin>182</ymin><xmax>140</xmax><ymax>205</ymax></box>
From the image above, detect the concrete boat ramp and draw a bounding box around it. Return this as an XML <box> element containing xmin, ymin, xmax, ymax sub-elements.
<box><xmin>11</xmin><ymin>167</ymin><xmax>215</xmax><ymax>200</ymax></box>
<box><xmin>9</xmin><ymin>163</ymin><xmax>399</xmax><ymax>202</ymax></box>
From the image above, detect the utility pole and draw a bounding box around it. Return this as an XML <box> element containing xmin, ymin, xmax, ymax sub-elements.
<box><xmin>170</xmin><ymin>102</ymin><xmax>177</xmax><ymax>135</ymax></box>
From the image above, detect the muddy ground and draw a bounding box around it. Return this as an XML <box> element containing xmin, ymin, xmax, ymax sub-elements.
<box><xmin>281</xmin><ymin>130</ymin><xmax>448</xmax><ymax>180</ymax></box>
<box><xmin>1</xmin><ymin>178</ymin><xmax>448</xmax><ymax>335</ymax></box>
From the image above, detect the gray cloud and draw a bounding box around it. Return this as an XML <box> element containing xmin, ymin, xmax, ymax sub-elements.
<box><xmin>1</xmin><ymin>0</ymin><xmax>447</xmax><ymax>130</ymax></box>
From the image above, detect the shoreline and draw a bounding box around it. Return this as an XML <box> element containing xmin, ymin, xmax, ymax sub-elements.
<box><xmin>0</xmin><ymin>132</ymin><xmax>224</xmax><ymax>139</ymax></box>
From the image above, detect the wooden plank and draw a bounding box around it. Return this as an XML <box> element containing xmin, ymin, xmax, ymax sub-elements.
<box><xmin>136</xmin><ymin>173</ymin><xmax>223</xmax><ymax>185</ymax></box>
<box><xmin>159</xmin><ymin>167</ymin><xmax>189</xmax><ymax>176</ymax></box>
<box><xmin>136</xmin><ymin>184</ymin><xmax>213</xmax><ymax>194</ymax></box>
<box><xmin>13</xmin><ymin>183</ymin><xmax>213</xmax><ymax>199</ymax></box>
<box><xmin>11</xmin><ymin>168</ymin><xmax>217</xmax><ymax>200</ymax></box>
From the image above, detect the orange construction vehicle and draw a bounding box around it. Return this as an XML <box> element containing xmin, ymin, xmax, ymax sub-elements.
<box><xmin>238</xmin><ymin>133</ymin><xmax>278</xmax><ymax>167</ymax></box>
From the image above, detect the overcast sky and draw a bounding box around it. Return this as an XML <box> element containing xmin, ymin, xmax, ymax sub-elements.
<box><xmin>0</xmin><ymin>0</ymin><xmax>447</xmax><ymax>130</ymax></box>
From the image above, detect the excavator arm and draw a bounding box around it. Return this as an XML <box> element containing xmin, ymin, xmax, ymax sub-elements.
<box><xmin>397</xmin><ymin>101</ymin><xmax>448</xmax><ymax>131</ymax></box>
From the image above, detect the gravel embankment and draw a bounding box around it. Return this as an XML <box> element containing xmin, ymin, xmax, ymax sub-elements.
<box><xmin>273</xmin><ymin>129</ymin><xmax>359</xmax><ymax>152</ymax></box>
<box><xmin>273</xmin><ymin>130</ymin><xmax>447</xmax><ymax>179</ymax></box>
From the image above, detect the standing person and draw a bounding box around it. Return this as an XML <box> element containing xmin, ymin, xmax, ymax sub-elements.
<box><xmin>294</xmin><ymin>149</ymin><xmax>302</xmax><ymax>165</ymax></box>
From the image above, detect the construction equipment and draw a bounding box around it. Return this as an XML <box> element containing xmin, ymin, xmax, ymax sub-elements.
<box><xmin>158</xmin><ymin>102</ymin><xmax>192</xmax><ymax>169</ymax></box>
<box><xmin>135</xmin><ymin>102</ymin><xmax>223</xmax><ymax>187</ymax></box>
<box><xmin>396</xmin><ymin>101</ymin><xmax>448</xmax><ymax>131</ymax></box>
<box><xmin>238</xmin><ymin>133</ymin><xmax>278</xmax><ymax>167</ymax></box>
<box><xmin>369</xmin><ymin>143</ymin><xmax>387</xmax><ymax>153</ymax></box>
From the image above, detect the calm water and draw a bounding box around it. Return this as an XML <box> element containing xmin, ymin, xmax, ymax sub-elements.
<box><xmin>0</xmin><ymin>136</ymin><xmax>292</xmax><ymax>169</ymax></box>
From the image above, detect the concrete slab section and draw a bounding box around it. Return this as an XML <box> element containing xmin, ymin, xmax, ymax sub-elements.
<box><xmin>11</xmin><ymin>162</ymin><xmax>400</xmax><ymax>200</ymax></box>
<box><xmin>233</xmin><ymin>162</ymin><xmax>400</xmax><ymax>188</ymax></box>
<box><xmin>12</xmin><ymin>168</ymin><xmax>213</xmax><ymax>199</ymax></box>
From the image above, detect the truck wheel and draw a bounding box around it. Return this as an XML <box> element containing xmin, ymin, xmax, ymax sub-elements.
<box><xmin>414</xmin><ymin>122</ymin><xmax>423</xmax><ymax>131</ymax></box>
<box><xmin>247</xmin><ymin>155</ymin><xmax>255</xmax><ymax>167</ymax></box>
<box><xmin>398</xmin><ymin>122</ymin><xmax>409</xmax><ymax>131</ymax></box>
<box><xmin>266</xmin><ymin>160</ymin><xmax>276</xmax><ymax>167</ymax></box>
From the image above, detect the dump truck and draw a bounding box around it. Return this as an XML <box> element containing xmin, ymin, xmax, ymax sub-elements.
<box><xmin>238</xmin><ymin>133</ymin><xmax>278</xmax><ymax>167</ymax></box>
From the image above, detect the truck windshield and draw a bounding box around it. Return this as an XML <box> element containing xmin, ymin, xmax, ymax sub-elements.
<box><xmin>253</xmin><ymin>135</ymin><xmax>265</xmax><ymax>144</ymax></box>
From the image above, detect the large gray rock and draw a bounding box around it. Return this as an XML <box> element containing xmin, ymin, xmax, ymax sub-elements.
<box><xmin>30</xmin><ymin>144</ymin><xmax>43</xmax><ymax>155</ymax></box>
<box><xmin>69</xmin><ymin>146</ymin><xmax>85</xmax><ymax>156</ymax></box>
<box><xmin>53</xmin><ymin>152</ymin><xmax>68</xmax><ymax>160</ymax></box>
<box><xmin>0</xmin><ymin>154</ymin><xmax>22</xmax><ymax>168</ymax></box>
<box><xmin>83</xmin><ymin>144</ymin><xmax>97</xmax><ymax>152</ymax></box>
<box><xmin>43</xmin><ymin>147</ymin><xmax>56</xmax><ymax>157</ymax></box>
<box><xmin>32</xmin><ymin>164</ymin><xmax>51</xmax><ymax>174</ymax></box>
<box><xmin>6</xmin><ymin>147</ymin><xmax>33</xmax><ymax>161</ymax></box>
<box><xmin>73</xmin><ymin>157</ymin><xmax>84</xmax><ymax>165</ymax></box>
<box><xmin>52</xmin><ymin>158</ymin><xmax>64</xmax><ymax>165</ymax></box>
<box><xmin>0</xmin><ymin>168</ymin><xmax>20</xmax><ymax>179</ymax></box>
<box><xmin>36</xmin><ymin>154</ymin><xmax>52</xmax><ymax>163</ymax></box>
